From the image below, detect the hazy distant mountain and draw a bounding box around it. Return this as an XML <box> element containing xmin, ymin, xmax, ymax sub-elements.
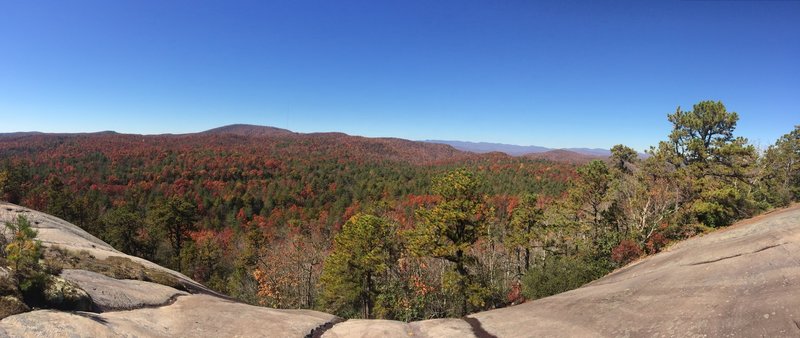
<box><xmin>425</xmin><ymin>140</ymin><xmax>612</xmax><ymax>157</ymax></box>
<box><xmin>0</xmin><ymin>131</ymin><xmax>122</xmax><ymax>139</ymax></box>
<box><xmin>525</xmin><ymin>149</ymin><xmax>606</xmax><ymax>164</ymax></box>
<box><xmin>425</xmin><ymin>140</ymin><xmax>550</xmax><ymax>156</ymax></box>
<box><xmin>563</xmin><ymin>148</ymin><xmax>612</xmax><ymax>157</ymax></box>
<box><xmin>0</xmin><ymin>131</ymin><xmax>43</xmax><ymax>139</ymax></box>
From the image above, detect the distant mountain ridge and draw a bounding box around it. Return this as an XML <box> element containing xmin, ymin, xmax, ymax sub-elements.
<box><xmin>0</xmin><ymin>124</ymin><xmax>468</xmax><ymax>166</ymax></box>
<box><xmin>424</xmin><ymin>140</ymin><xmax>550</xmax><ymax>156</ymax></box>
<box><xmin>425</xmin><ymin>139</ymin><xmax>612</xmax><ymax>157</ymax></box>
<box><xmin>0</xmin><ymin>124</ymin><xmax>615</xmax><ymax>164</ymax></box>
<box><xmin>525</xmin><ymin>149</ymin><xmax>605</xmax><ymax>164</ymax></box>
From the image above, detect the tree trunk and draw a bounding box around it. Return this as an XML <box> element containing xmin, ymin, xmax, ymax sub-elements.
<box><xmin>174</xmin><ymin>226</ymin><xmax>182</xmax><ymax>271</ymax></box>
<box><xmin>363</xmin><ymin>271</ymin><xmax>372</xmax><ymax>319</ymax></box>
<box><xmin>524</xmin><ymin>247</ymin><xmax>530</xmax><ymax>272</ymax></box>
<box><xmin>456</xmin><ymin>249</ymin><xmax>468</xmax><ymax>316</ymax></box>
<box><xmin>306</xmin><ymin>264</ymin><xmax>313</xmax><ymax>308</ymax></box>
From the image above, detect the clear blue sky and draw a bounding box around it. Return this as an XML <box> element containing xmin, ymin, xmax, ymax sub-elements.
<box><xmin>1</xmin><ymin>0</ymin><xmax>797</xmax><ymax>151</ymax></box>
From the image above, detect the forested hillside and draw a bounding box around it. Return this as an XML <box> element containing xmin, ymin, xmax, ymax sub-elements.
<box><xmin>0</xmin><ymin>101</ymin><xmax>797</xmax><ymax>321</ymax></box>
<box><xmin>0</xmin><ymin>126</ymin><xmax>575</xmax><ymax>317</ymax></box>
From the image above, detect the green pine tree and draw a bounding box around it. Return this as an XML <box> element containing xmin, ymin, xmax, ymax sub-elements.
<box><xmin>507</xmin><ymin>193</ymin><xmax>544</xmax><ymax>276</ymax></box>
<box><xmin>652</xmin><ymin>100</ymin><xmax>757</xmax><ymax>227</ymax></box>
<box><xmin>318</xmin><ymin>213</ymin><xmax>398</xmax><ymax>319</ymax></box>
<box><xmin>408</xmin><ymin>168</ymin><xmax>489</xmax><ymax>316</ymax></box>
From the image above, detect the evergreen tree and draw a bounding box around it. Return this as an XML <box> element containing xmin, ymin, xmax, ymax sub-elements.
<box><xmin>103</xmin><ymin>206</ymin><xmax>146</xmax><ymax>256</ymax></box>
<box><xmin>610</xmin><ymin>144</ymin><xmax>639</xmax><ymax>174</ymax></box>
<box><xmin>761</xmin><ymin>125</ymin><xmax>800</xmax><ymax>205</ymax></box>
<box><xmin>570</xmin><ymin>160</ymin><xmax>612</xmax><ymax>233</ymax></box>
<box><xmin>665</xmin><ymin>101</ymin><xmax>740</xmax><ymax>167</ymax></box>
<box><xmin>653</xmin><ymin>100</ymin><xmax>757</xmax><ymax>226</ymax></box>
<box><xmin>507</xmin><ymin>193</ymin><xmax>544</xmax><ymax>276</ymax></box>
<box><xmin>409</xmin><ymin>168</ymin><xmax>489</xmax><ymax>316</ymax></box>
<box><xmin>318</xmin><ymin>213</ymin><xmax>397</xmax><ymax>318</ymax></box>
<box><xmin>3</xmin><ymin>216</ymin><xmax>44</xmax><ymax>291</ymax></box>
<box><xmin>148</xmin><ymin>197</ymin><xmax>198</xmax><ymax>271</ymax></box>
<box><xmin>44</xmin><ymin>176</ymin><xmax>84</xmax><ymax>225</ymax></box>
<box><xmin>0</xmin><ymin>162</ymin><xmax>30</xmax><ymax>204</ymax></box>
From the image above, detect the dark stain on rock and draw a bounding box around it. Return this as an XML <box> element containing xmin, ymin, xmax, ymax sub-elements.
<box><xmin>307</xmin><ymin>317</ymin><xmax>346</xmax><ymax>338</ymax></box>
<box><xmin>464</xmin><ymin>316</ymin><xmax>497</xmax><ymax>338</ymax></box>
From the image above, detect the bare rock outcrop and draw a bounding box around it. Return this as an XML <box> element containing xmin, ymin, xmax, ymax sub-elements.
<box><xmin>2</xmin><ymin>201</ymin><xmax>800</xmax><ymax>337</ymax></box>
<box><xmin>60</xmin><ymin>269</ymin><xmax>187</xmax><ymax>311</ymax></box>
<box><xmin>0</xmin><ymin>294</ymin><xmax>338</xmax><ymax>337</ymax></box>
<box><xmin>0</xmin><ymin>202</ymin><xmax>339</xmax><ymax>337</ymax></box>
<box><xmin>468</xmin><ymin>206</ymin><xmax>800</xmax><ymax>337</ymax></box>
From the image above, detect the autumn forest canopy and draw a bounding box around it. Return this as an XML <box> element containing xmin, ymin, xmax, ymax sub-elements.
<box><xmin>1</xmin><ymin>101</ymin><xmax>798</xmax><ymax>320</ymax></box>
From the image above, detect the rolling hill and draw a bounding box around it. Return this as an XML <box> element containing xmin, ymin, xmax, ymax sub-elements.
<box><xmin>200</xmin><ymin>124</ymin><xmax>295</xmax><ymax>137</ymax></box>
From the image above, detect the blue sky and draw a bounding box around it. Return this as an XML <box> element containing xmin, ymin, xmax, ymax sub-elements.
<box><xmin>0</xmin><ymin>0</ymin><xmax>797</xmax><ymax>151</ymax></box>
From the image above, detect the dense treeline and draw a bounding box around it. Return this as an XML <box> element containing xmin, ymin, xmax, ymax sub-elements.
<box><xmin>0</xmin><ymin>129</ymin><xmax>574</xmax><ymax>315</ymax></box>
<box><xmin>314</xmin><ymin>101</ymin><xmax>798</xmax><ymax>319</ymax></box>
<box><xmin>0</xmin><ymin>101</ymin><xmax>797</xmax><ymax>320</ymax></box>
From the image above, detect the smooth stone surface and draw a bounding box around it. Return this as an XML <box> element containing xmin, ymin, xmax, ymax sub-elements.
<box><xmin>322</xmin><ymin>319</ymin><xmax>415</xmax><ymax>338</ymax></box>
<box><xmin>60</xmin><ymin>269</ymin><xmax>187</xmax><ymax>311</ymax></box>
<box><xmin>4</xmin><ymin>201</ymin><xmax>800</xmax><ymax>337</ymax></box>
<box><xmin>409</xmin><ymin>318</ymin><xmax>477</xmax><ymax>338</ymax></box>
<box><xmin>469</xmin><ymin>205</ymin><xmax>800</xmax><ymax>337</ymax></box>
<box><xmin>0</xmin><ymin>294</ymin><xmax>338</xmax><ymax>338</ymax></box>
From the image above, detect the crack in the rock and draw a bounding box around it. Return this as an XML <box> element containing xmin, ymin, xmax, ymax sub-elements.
<box><xmin>463</xmin><ymin>317</ymin><xmax>498</xmax><ymax>338</ymax></box>
<box><xmin>306</xmin><ymin>317</ymin><xmax>346</xmax><ymax>338</ymax></box>
<box><xmin>794</xmin><ymin>319</ymin><xmax>800</xmax><ymax>331</ymax></box>
<box><xmin>687</xmin><ymin>243</ymin><xmax>784</xmax><ymax>266</ymax></box>
<box><xmin>752</xmin><ymin>243</ymin><xmax>782</xmax><ymax>253</ymax></box>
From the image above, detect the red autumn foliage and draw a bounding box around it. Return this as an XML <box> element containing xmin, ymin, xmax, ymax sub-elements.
<box><xmin>646</xmin><ymin>232</ymin><xmax>668</xmax><ymax>254</ymax></box>
<box><xmin>611</xmin><ymin>239</ymin><xmax>643</xmax><ymax>265</ymax></box>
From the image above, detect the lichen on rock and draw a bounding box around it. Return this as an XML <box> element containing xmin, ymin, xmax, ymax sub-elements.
<box><xmin>0</xmin><ymin>295</ymin><xmax>29</xmax><ymax>318</ymax></box>
<box><xmin>41</xmin><ymin>276</ymin><xmax>93</xmax><ymax>312</ymax></box>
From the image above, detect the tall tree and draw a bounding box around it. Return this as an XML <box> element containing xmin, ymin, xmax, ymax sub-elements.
<box><xmin>318</xmin><ymin>213</ymin><xmax>398</xmax><ymax>319</ymax></box>
<box><xmin>44</xmin><ymin>177</ymin><xmax>84</xmax><ymax>225</ymax></box>
<box><xmin>570</xmin><ymin>160</ymin><xmax>612</xmax><ymax>233</ymax></box>
<box><xmin>148</xmin><ymin>197</ymin><xmax>198</xmax><ymax>271</ymax></box>
<box><xmin>609</xmin><ymin>151</ymin><xmax>679</xmax><ymax>250</ymax></box>
<box><xmin>666</xmin><ymin>101</ymin><xmax>739</xmax><ymax>167</ymax></box>
<box><xmin>0</xmin><ymin>162</ymin><xmax>30</xmax><ymax>204</ymax></box>
<box><xmin>610</xmin><ymin>144</ymin><xmax>638</xmax><ymax>174</ymax></box>
<box><xmin>103</xmin><ymin>206</ymin><xmax>146</xmax><ymax>257</ymax></box>
<box><xmin>409</xmin><ymin>168</ymin><xmax>489</xmax><ymax>316</ymax></box>
<box><xmin>507</xmin><ymin>193</ymin><xmax>544</xmax><ymax>275</ymax></box>
<box><xmin>653</xmin><ymin>100</ymin><xmax>757</xmax><ymax>226</ymax></box>
<box><xmin>761</xmin><ymin>125</ymin><xmax>800</xmax><ymax>205</ymax></box>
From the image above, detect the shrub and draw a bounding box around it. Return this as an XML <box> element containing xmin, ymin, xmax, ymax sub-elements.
<box><xmin>522</xmin><ymin>255</ymin><xmax>608</xmax><ymax>300</ymax></box>
<box><xmin>3</xmin><ymin>216</ymin><xmax>44</xmax><ymax>292</ymax></box>
<box><xmin>611</xmin><ymin>239</ymin><xmax>642</xmax><ymax>265</ymax></box>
